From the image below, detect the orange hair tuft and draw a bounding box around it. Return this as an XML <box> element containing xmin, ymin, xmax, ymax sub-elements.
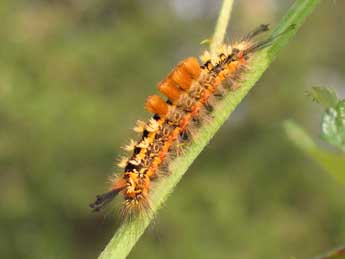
<box><xmin>181</xmin><ymin>57</ymin><xmax>201</xmax><ymax>79</ymax></box>
<box><xmin>158</xmin><ymin>79</ymin><xmax>182</xmax><ymax>101</ymax></box>
<box><xmin>144</xmin><ymin>95</ymin><xmax>169</xmax><ymax>116</ymax></box>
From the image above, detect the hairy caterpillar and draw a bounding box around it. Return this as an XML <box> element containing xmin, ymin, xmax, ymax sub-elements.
<box><xmin>90</xmin><ymin>24</ymin><xmax>294</xmax><ymax>219</ymax></box>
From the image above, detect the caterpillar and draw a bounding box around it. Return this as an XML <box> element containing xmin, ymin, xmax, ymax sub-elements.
<box><xmin>90</xmin><ymin>24</ymin><xmax>295</xmax><ymax>219</ymax></box>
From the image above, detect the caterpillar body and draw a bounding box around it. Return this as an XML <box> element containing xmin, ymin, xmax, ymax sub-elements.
<box><xmin>90</xmin><ymin>24</ymin><xmax>293</xmax><ymax>219</ymax></box>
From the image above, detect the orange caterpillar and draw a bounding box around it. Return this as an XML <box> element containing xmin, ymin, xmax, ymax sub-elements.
<box><xmin>90</xmin><ymin>24</ymin><xmax>293</xmax><ymax>218</ymax></box>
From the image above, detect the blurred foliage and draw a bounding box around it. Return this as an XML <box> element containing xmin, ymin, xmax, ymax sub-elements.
<box><xmin>315</xmin><ymin>245</ymin><xmax>345</xmax><ymax>259</ymax></box>
<box><xmin>285</xmin><ymin>120</ymin><xmax>345</xmax><ymax>185</ymax></box>
<box><xmin>285</xmin><ymin>87</ymin><xmax>345</xmax><ymax>258</ymax></box>
<box><xmin>308</xmin><ymin>87</ymin><xmax>345</xmax><ymax>152</ymax></box>
<box><xmin>308</xmin><ymin>87</ymin><xmax>338</xmax><ymax>109</ymax></box>
<box><xmin>1</xmin><ymin>1</ymin><xmax>345</xmax><ymax>259</ymax></box>
<box><xmin>321</xmin><ymin>100</ymin><xmax>345</xmax><ymax>152</ymax></box>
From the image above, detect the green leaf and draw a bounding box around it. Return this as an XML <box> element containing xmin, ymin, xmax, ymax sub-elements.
<box><xmin>284</xmin><ymin>120</ymin><xmax>345</xmax><ymax>185</ymax></box>
<box><xmin>321</xmin><ymin>100</ymin><xmax>345</xmax><ymax>152</ymax></box>
<box><xmin>308</xmin><ymin>86</ymin><xmax>338</xmax><ymax>109</ymax></box>
<box><xmin>99</xmin><ymin>0</ymin><xmax>322</xmax><ymax>258</ymax></box>
<box><xmin>307</xmin><ymin>86</ymin><xmax>345</xmax><ymax>152</ymax></box>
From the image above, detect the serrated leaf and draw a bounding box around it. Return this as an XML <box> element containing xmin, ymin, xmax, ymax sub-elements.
<box><xmin>308</xmin><ymin>86</ymin><xmax>338</xmax><ymax>109</ymax></box>
<box><xmin>321</xmin><ymin>100</ymin><xmax>345</xmax><ymax>152</ymax></box>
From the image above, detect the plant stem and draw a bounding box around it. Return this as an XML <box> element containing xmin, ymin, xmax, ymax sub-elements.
<box><xmin>98</xmin><ymin>0</ymin><xmax>321</xmax><ymax>258</ymax></box>
<box><xmin>210</xmin><ymin>0</ymin><xmax>234</xmax><ymax>57</ymax></box>
<box><xmin>284</xmin><ymin>120</ymin><xmax>345</xmax><ymax>185</ymax></box>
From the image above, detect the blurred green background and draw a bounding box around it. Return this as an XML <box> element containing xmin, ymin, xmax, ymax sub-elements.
<box><xmin>1</xmin><ymin>0</ymin><xmax>345</xmax><ymax>258</ymax></box>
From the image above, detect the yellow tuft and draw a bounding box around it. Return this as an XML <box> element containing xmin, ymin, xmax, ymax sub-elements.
<box><xmin>122</xmin><ymin>139</ymin><xmax>136</xmax><ymax>152</ymax></box>
<box><xmin>137</xmin><ymin>138</ymin><xmax>150</xmax><ymax>149</ymax></box>
<box><xmin>129</xmin><ymin>158</ymin><xmax>141</xmax><ymax>166</ymax></box>
<box><xmin>133</xmin><ymin>120</ymin><xmax>146</xmax><ymax>133</ymax></box>
<box><xmin>117</xmin><ymin>156</ymin><xmax>128</xmax><ymax>168</ymax></box>
<box><xmin>232</xmin><ymin>41</ymin><xmax>250</xmax><ymax>51</ymax></box>
<box><xmin>200</xmin><ymin>50</ymin><xmax>211</xmax><ymax>64</ymax></box>
<box><xmin>200</xmin><ymin>44</ymin><xmax>233</xmax><ymax>65</ymax></box>
<box><xmin>146</xmin><ymin>118</ymin><xmax>160</xmax><ymax>132</ymax></box>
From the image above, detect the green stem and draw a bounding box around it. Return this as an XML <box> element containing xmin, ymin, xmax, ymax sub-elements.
<box><xmin>284</xmin><ymin>120</ymin><xmax>345</xmax><ymax>186</ymax></box>
<box><xmin>210</xmin><ymin>0</ymin><xmax>234</xmax><ymax>57</ymax></box>
<box><xmin>98</xmin><ymin>0</ymin><xmax>321</xmax><ymax>258</ymax></box>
